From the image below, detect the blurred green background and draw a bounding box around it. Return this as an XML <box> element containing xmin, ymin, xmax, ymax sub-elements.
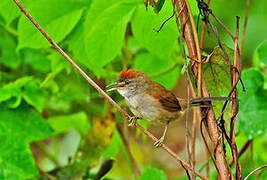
<box><xmin>0</xmin><ymin>0</ymin><xmax>266</xmax><ymax>179</ymax></box>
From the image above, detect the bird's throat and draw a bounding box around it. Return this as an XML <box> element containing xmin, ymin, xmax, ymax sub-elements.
<box><xmin>117</xmin><ymin>89</ymin><xmax>131</xmax><ymax>99</ymax></box>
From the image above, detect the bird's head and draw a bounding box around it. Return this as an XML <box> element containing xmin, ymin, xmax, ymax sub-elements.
<box><xmin>106</xmin><ymin>69</ymin><xmax>149</xmax><ymax>97</ymax></box>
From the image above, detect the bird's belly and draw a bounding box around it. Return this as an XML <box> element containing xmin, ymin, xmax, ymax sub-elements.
<box><xmin>125</xmin><ymin>94</ymin><xmax>182</xmax><ymax>125</ymax></box>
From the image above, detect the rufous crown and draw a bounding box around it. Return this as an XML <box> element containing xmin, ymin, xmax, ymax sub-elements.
<box><xmin>119</xmin><ymin>69</ymin><xmax>140</xmax><ymax>78</ymax></box>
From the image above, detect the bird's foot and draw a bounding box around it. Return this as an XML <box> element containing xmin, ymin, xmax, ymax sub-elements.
<box><xmin>154</xmin><ymin>137</ymin><xmax>164</xmax><ymax>148</ymax></box>
<box><xmin>128</xmin><ymin>117</ymin><xmax>139</xmax><ymax>127</ymax></box>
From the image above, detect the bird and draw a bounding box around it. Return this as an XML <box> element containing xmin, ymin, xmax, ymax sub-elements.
<box><xmin>106</xmin><ymin>69</ymin><xmax>227</xmax><ymax>147</ymax></box>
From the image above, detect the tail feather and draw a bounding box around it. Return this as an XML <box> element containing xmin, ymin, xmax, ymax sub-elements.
<box><xmin>190</xmin><ymin>97</ymin><xmax>236</xmax><ymax>107</ymax></box>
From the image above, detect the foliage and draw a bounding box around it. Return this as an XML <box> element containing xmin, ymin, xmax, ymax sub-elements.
<box><xmin>0</xmin><ymin>103</ymin><xmax>53</xmax><ymax>179</ymax></box>
<box><xmin>238</xmin><ymin>68</ymin><xmax>267</xmax><ymax>139</ymax></box>
<box><xmin>138</xmin><ymin>167</ymin><xmax>167</xmax><ymax>180</ymax></box>
<box><xmin>0</xmin><ymin>0</ymin><xmax>266</xmax><ymax>179</ymax></box>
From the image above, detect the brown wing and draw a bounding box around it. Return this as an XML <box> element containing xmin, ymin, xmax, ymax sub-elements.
<box><xmin>146</xmin><ymin>81</ymin><xmax>182</xmax><ymax>112</ymax></box>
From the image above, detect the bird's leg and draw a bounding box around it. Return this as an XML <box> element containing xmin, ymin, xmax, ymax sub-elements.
<box><xmin>128</xmin><ymin>116</ymin><xmax>140</xmax><ymax>127</ymax></box>
<box><xmin>154</xmin><ymin>125</ymin><xmax>168</xmax><ymax>148</ymax></box>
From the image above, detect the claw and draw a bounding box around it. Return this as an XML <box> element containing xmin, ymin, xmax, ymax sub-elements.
<box><xmin>154</xmin><ymin>137</ymin><xmax>164</xmax><ymax>148</ymax></box>
<box><xmin>128</xmin><ymin>117</ymin><xmax>138</xmax><ymax>127</ymax></box>
<box><xmin>153</xmin><ymin>125</ymin><xmax>168</xmax><ymax>148</ymax></box>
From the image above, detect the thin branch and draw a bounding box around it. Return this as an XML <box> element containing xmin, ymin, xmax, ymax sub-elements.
<box><xmin>230</xmin><ymin>16</ymin><xmax>242</xmax><ymax>180</ymax></box>
<box><xmin>204</xmin><ymin>147</ymin><xmax>210</xmax><ymax>177</ymax></box>
<box><xmin>210</xmin><ymin>11</ymin><xmax>235</xmax><ymax>40</ymax></box>
<box><xmin>136</xmin><ymin>123</ymin><xmax>207</xmax><ymax>179</ymax></box>
<box><xmin>244</xmin><ymin>165</ymin><xmax>267</xmax><ymax>180</ymax></box>
<box><xmin>184</xmin><ymin>0</ymin><xmax>203</xmax><ymax>97</ymax></box>
<box><xmin>172</xmin><ymin>1</ymin><xmax>194</xmax><ymax>178</ymax></box>
<box><xmin>240</xmin><ymin>0</ymin><xmax>250</xmax><ymax>54</ymax></box>
<box><xmin>154</xmin><ymin>12</ymin><xmax>175</xmax><ymax>32</ymax></box>
<box><xmin>184</xmin><ymin>0</ymin><xmax>202</xmax><ymax>61</ymax></box>
<box><xmin>200</xmin><ymin>118</ymin><xmax>219</xmax><ymax>174</ymax></box>
<box><xmin>174</xmin><ymin>0</ymin><xmax>231</xmax><ymax>179</ymax></box>
<box><xmin>190</xmin><ymin>83</ymin><xmax>198</xmax><ymax>178</ymax></box>
<box><xmin>216</xmin><ymin>70</ymin><xmax>243</xmax><ymax>122</ymax></box>
<box><xmin>13</xmin><ymin>0</ymin><xmax>207</xmax><ymax>179</ymax></box>
<box><xmin>230</xmin><ymin>140</ymin><xmax>252</xmax><ymax>166</ymax></box>
<box><xmin>209</xmin><ymin>11</ymin><xmax>245</xmax><ymax>90</ymax></box>
<box><xmin>207</xmin><ymin>19</ymin><xmax>233</xmax><ymax>82</ymax></box>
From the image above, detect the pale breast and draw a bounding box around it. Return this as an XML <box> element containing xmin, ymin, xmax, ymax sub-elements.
<box><xmin>125</xmin><ymin>93</ymin><xmax>183</xmax><ymax>125</ymax></box>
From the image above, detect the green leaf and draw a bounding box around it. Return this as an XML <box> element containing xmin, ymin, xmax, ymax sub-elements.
<box><xmin>138</xmin><ymin>167</ymin><xmax>167</xmax><ymax>180</ymax></box>
<box><xmin>18</xmin><ymin>0</ymin><xmax>85</xmax><ymax>49</ymax></box>
<box><xmin>154</xmin><ymin>0</ymin><xmax>166</xmax><ymax>13</ymax></box>
<box><xmin>23</xmin><ymin>81</ymin><xmax>47</xmax><ymax>112</ymax></box>
<box><xmin>48</xmin><ymin>112</ymin><xmax>91</xmax><ymax>136</ymax></box>
<box><xmin>20</xmin><ymin>48</ymin><xmax>51</xmax><ymax>73</ymax></box>
<box><xmin>133</xmin><ymin>52</ymin><xmax>180</xmax><ymax>89</ymax></box>
<box><xmin>0</xmin><ymin>103</ymin><xmax>53</xmax><ymax>180</ymax></box>
<box><xmin>253</xmin><ymin>40</ymin><xmax>267</xmax><ymax>68</ymax></box>
<box><xmin>238</xmin><ymin>69</ymin><xmax>267</xmax><ymax>139</ymax></box>
<box><xmin>0</xmin><ymin>77</ymin><xmax>46</xmax><ymax>112</ymax></box>
<box><xmin>83</xmin><ymin>1</ymin><xmax>136</xmax><ymax>76</ymax></box>
<box><xmin>0</xmin><ymin>30</ymin><xmax>20</xmax><ymax>69</ymax></box>
<box><xmin>188</xmin><ymin>0</ymin><xmax>200</xmax><ymax>17</ymax></box>
<box><xmin>49</xmin><ymin>49</ymin><xmax>72</xmax><ymax>75</ymax></box>
<box><xmin>131</xmin><ymin>1</ymin><xmax>178</xmax><ymax>60</ymax></box>
<box><xmin>240</xmin><ymin>68</ymin><xmax>264</xmax><ymax>93</ymax></box>
<box><xmin>0</xmin><ymin>0</ymin><xmax>20</xmax><ymax>25</ymax></box>
<box><xmin>69</xmin><ymin>19</ymin><xmax>88</xmax><ymax>65</ymax></box>
<box><xmin>0</xmin><ymin>76</ymin><xmax>33</xmax><ymax>104</ymax></box>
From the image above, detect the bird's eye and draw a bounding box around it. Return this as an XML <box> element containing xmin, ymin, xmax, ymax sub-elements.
<box><xmin>125</xmin><ymin>80</ymin><xmax>130</xmax><ymax>85</ymax></box>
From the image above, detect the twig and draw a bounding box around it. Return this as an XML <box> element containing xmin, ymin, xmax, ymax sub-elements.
<box><xmin>205</xmin><ymin>147</ymin><xmax>210</xmax><ymax>177</ymax></box>
<box><xmin>230</xmin><ymin>16</ymin><xmax>242</xmax><ymax>180</ymax></box>
<box><xmin>136</xmin><ymin>123</ymin><xmax>207</xmax><ymax>179</ymax></box>
<box><xmin>209</xmin><ymin>11</ymin><xmax>235</xmax><ymax>40</ymax></box>
<box><xmin>191</xmin><ymin>87</ymin><xmax>198</xmax><ymax>178</ymax></box>
<box><xmin>13</xmin><ymin>0</ymin><xmax>207</xmax><ymax>179</ymax></box>
<box><xmin>175</xmin><ymin>0</ymin><xmax>230</xmax><ymax>179</ymax></box>
<box><xmin>240</xmin><ymin>0</ymin><xmax>250</xmax><ymax>53</ymax></box>
<box><xmin>244</xmin><ymin>165</ymin><xmax>267</xmax><ymax>180</ymax></box>
<box><xmin>154</xmin><ymin>12</ymin><xmax>175</xmax><ymax>32</ymax></box>
<box><xmin>184</xmin><ymin>0</ymin><xmax>203</xmax><ymax>97</ymax></box>
<box><xmin>198</xmin><ymin>157</ymin><xmax>211</xmax><ymax>173</ymax></box>
<box><xmin>171</xmin><ymin>1</ymin><xmax>194</xmax><ymax>179</ymax></box>
<box><xmin>216</xmin><ymin>70</ymin><xmax>244</xmax><ymax>125</ymax></box>
<box><xmin>209</xmin><ymin>11</ymin><xmax>245</xmax><ymax>88</ymax></box>
<box><xmin>200</xmin><ymin>118</ymin><xmax>219</xmax><ymax>174</ymax></box>
<box><xmin>230</xmin><ymin>140</ymin><xmax>252</xmax><ymax>166</ymax></box>
<box><xmin>116</xmin><ymin>124</ymin><xmax>141</xmax><ymax>177</ymax></box>
<box><xmin>181</xmin><ymin>163</ymin><xmax>192</xmax><ymax>180</ymax></box>
<box><xmin>207</xmin><ymin>19</ymin><xmax>233</xmax><ymax>82</ymax></box>
<box><xmin>107</xmin><ymin>96</ymin><xmax>140</xmax><ymax>177</ymax></box>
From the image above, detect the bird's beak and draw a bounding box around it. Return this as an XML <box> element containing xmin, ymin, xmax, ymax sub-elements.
<box><xmin>106</xmin><ymin>82</ymin><xmax>118</xmax><ymax>92</ymax></box>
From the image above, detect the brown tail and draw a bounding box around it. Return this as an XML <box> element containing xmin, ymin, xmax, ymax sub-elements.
<box><xmin>190</xmin><ymin>97</ymin><xmax>237</xmax><ymax>107</ymax></box>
